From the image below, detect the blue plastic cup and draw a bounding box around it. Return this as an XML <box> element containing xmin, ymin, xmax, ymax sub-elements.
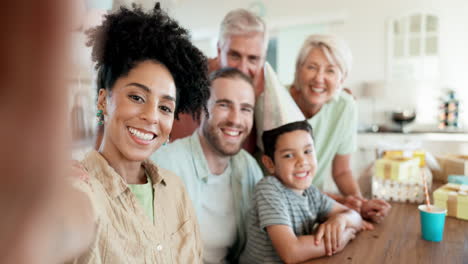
<box><xmin>418</xmin><ymin>205</ymin><xmax>447</xmax><ymax>242</ymax></box>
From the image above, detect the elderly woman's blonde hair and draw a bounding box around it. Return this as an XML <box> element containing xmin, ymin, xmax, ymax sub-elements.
<box><xmin>293</xmin><ymin>34</ymin><xmax>352</xmax><ymax>91</ymax></box>
<box><xmin>218</xmin><ymin>8</ymin><xmax>269</xmax><ymax>52</ymax></box>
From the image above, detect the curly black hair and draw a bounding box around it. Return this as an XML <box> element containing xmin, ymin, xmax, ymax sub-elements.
<box><xmin>86</xmin><ymin>2</ymin><xmax>210</xmax><ymax>120</ymax></box>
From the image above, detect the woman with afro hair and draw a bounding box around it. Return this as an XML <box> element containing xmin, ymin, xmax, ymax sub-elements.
<box><xmin>70</xmin><ymin>3</ymin><xmax>209</xmax><ymax>263</ymax></box>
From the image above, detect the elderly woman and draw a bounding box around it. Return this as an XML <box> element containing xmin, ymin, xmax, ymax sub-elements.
<box><xmin>290</xmin><ymin>35</ymin><xmax>390</xmax><ymax>223</ymax></box>
<box><xmin>71</xmin><ymin>3</ymin><xmax>210</xmax><ymax>263</ymax></box>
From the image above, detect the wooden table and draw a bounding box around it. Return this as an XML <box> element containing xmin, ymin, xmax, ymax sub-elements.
<box><xmin>309</xmin><ymin>202</ymin><xmax>468</xmax><ymax>264</ymax></box>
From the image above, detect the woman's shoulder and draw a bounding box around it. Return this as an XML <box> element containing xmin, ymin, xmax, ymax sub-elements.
<box><xmin>69</xmin><ymin>168</ymin><xmax>104</xmax><ymax>222</ymax></box>
<box><xmin>76</xmin><ymin>151</ymin><xmax>105</xmax><ymax>190</ymax></box>
<box><xmin>145</xmin><ymin>160</ymin><xmax>186</xmax><ymax>189</ymax></box>
<box><xmin>158</xmin><ymin>166</ymin><xmax>186</xmax><ymax>188</ymax></box>
<box><xmin>335</xmin><ymin>90</ymin><xmax>356</xmax><ymax>107</ymax></box>
<box><xmin>325</xmin><ymin>91</ymin><xmax>357</xmax><ymax>118</ymax></box>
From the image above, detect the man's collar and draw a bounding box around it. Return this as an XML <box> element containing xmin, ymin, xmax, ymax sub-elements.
<box><xmin>189</xmin><ymin>131</ymin><xmax>237</xmax><ymax>183</ymax></box>
<box><xmin>143</xmin><ymin>159</ymin><xmax>167</xmax><ymax>188</ymax></box>
<box><xmin>188</xmin><ymin>132</ymin><xmax>212</xmax><ymax>183</ymax></box>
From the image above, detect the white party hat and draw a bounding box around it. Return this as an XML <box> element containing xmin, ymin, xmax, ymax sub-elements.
<box><xmin>255</xmin><ymin>62</ymin><xmax>305</xmax><ymax>150</ymax></box>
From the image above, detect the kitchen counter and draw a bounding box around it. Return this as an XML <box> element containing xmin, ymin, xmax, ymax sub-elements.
<box><xmin>358</xmin><ymin>131</ymin><xmax>468</xmax><ymax>143</ymax></box>
<box><xmin>359</xmin><ymin>123</ymin><xmax>468</xmax><ymax>137</ymax></box>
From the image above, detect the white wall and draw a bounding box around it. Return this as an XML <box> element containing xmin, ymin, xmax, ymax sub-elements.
<box><xmin>163</xmin><ymin>0</ymin><xmax>468</xmax><ymax>128</ymax></box>
<box><xmin>277</xmin><ymin>23</ymin><xmax>327</xmax><ymax>84</ymax></box>
<box><xmin>74</xmin><ymin>0</ymin><xmax>468</xmax><ymax>128</ymax></box>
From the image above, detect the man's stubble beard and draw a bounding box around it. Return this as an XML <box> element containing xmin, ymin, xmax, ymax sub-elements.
<box><xmin>201</xmin><ymin>120</ymin><xmax>247</xmax><ymax>157</ymax></box>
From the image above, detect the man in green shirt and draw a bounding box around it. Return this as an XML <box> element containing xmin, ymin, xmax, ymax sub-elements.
<box><xmin>152</xmin><ymin>68</ymin><xmax>262</xmax><ymax>263</ymax></box>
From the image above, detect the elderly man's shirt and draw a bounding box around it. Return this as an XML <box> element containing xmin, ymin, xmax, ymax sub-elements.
<box><xmin>70</xmin><ymin>150</ymin><xmax>203</xmax><ymax>264</ymax></box>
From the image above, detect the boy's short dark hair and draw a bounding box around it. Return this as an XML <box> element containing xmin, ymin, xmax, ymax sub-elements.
<box><xmin>209</xmin><ymin>67</ymin><xmax>254</xmax><ymax>87</ymax></box>
<box><xmin>262</xmin><ymin>120</ymin><xmax>313</xmax><ymax>161</ymax></box>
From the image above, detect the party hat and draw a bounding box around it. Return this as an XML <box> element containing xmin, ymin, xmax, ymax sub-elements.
<box><xmin>255</xmin><ymin>62</ymin><xmax>305</xmax><ymax>150</ymax></box>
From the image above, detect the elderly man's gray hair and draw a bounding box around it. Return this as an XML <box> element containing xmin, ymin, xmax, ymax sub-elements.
<box><xmin>218</xmin><ymin>8</ymin><xmax>268</xmax><ymax>52</ymax></box>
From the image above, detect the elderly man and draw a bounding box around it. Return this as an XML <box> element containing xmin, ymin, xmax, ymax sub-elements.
<box><xmin>170</xmin><ymin>9</ymin><xmax>267</xmax><ymax>154</ymax></box>
<box><xmin>151</xmin><ymin>68</ymin><xmax>262</xmax><ymax>263</ymax></box>
<box><xmin>210</xmin><ymin>9</ymin><xmax>267</xmax><ymax>97</ymax></box>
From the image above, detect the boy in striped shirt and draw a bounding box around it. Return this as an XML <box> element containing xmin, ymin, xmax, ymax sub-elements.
<box><xmin>240</xmin><ymin>120</ymin><xmax>364</xmax><ymax>263</ymax></box>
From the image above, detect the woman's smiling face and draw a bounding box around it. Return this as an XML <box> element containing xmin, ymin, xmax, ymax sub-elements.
<box><xmin>296</xmin><ymin>47</ymin><xmax>343</xmax><ymax>108</ymax></box>
<box><xmin>98</xmin><ymin>60</ymin><xmax>176</xmax><ymax>162</ymax></box>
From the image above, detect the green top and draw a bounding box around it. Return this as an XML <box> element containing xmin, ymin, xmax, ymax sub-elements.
<box><xmin>128</xmin><ymin>174</ymin><xmax>154</xmax><ymax>223</ymax></box>
<box><xmin>308</xmin><ymin>91</ymin><xmax>357</xmax><ymax>190</ymax></box>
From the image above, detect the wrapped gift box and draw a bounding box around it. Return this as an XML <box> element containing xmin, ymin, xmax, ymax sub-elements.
<box><xmin>433</xmin><ymin>183</ymin><xmax>468</xmax><ymax>221</ymax></box>
<box><xmin>375</xmin><ymin>157</ymin><xmax>420</xmax><ymax>183</ymax></box>
<box><xmin>372</xmin><ymin>167</ymin><xmax>432</xmax><ymax>203</ymax></box>
<box><xmin>383</xmin><ymin>150</ymin><xmax>426</xmax><ymax>167</ymax></box>
<box><xmin>433</xmin><ymin>155</ymin><xmax>468</xmax><ymax>182</ymax></box>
